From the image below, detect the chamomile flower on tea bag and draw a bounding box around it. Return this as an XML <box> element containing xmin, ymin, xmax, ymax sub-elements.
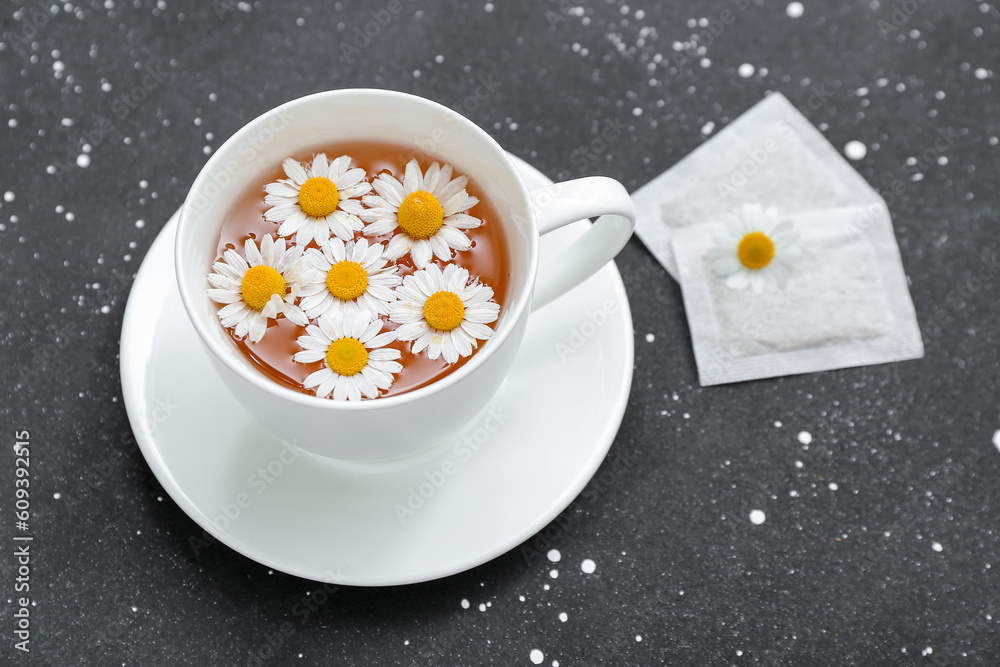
<box><xmin>632</xmin><ymin>92</ymin><xmax>884</xmax><ymax>280</ymax></box>
<box><xmin>671</xmin><ymin>204</ymin><xmax>923</xmax><ymax>386</ymax></box>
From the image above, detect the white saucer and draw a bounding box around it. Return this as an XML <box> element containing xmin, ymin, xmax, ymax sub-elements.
<box><xmin>120</xmin><ymin>155</ymin><xmax>634</xmax><ymax>586</ymax></box>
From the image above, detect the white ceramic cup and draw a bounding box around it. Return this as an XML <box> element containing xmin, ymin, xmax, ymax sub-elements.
<box><xmin>176</xmin><ymin>89</ymin><xmax>634</xmax><ymax>461</ymax></box>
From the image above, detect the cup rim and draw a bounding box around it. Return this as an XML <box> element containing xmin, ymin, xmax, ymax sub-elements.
<box><xmin>175</xmin><ymin>88</ymin><xmax>538</xmax><ymax>411</ymax></box>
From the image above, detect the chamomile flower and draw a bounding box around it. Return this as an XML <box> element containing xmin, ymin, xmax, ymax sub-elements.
<box><xmin>389</xmin><ymin>263</ymin><xmax>500</xmax><ymax>364</ymax></box>
<box><xmin>207</xmin><ymin>235</ymin><xmax>308</xmax><ymax>342</ymax></box>
<box><xmin>298</xmin><ymin>237</ymin><xmax>402</xmax><ymax>319</ymax></box>
<box><xmin>360</xmin><ymin>159</ymin><xmax>482</xmax><ymax>268</ymax></box>
<box><xmin>263</xmin><ymin>153</ymin><xmax>371</xmax><ymax>247</ymax></box>
<box><xmin>294</xmin><ymin>310</ymin><xmax>402</xmax><ymax>401</ymax></box>
<box><xmin>704</xmin><ymin>203</ymin><xmax>802</xmax><ymax>294</ymax></box>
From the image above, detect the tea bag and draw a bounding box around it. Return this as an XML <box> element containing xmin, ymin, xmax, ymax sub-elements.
<box><xmin>672</xmin><ymin>205</ymin><xmax>924</xmax><ymax>386</ymax></box>
<box><xmin>633</xmin><ymin>92</ymin><xmax>884</xmax><ymax>280</ymax></box>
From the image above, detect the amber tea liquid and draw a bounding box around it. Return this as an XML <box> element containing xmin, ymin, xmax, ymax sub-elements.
<box><xmin>213</xmin><ymin>141</ymin><xmax>511</xmax><ymax>399</ymax></box>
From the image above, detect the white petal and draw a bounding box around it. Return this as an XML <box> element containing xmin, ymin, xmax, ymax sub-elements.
<box><xmin>438</xmin><ymin>225</ymin><xmax>472</xmax><ymax>251</ymax></box>
<box><xmin>294</xmin><ymin>349</ymin><xmax>326</xmax><ymax>364</ymax></box>
<box><xmin>278</xmin><ymin>213</ymin><xmax>306</xmax><ymax>237</ymax></box>
<box><xmin>411</xmin><ymin>240</ymin><xmax>433</xmax><ymax>268</ymax></box>
<box><xmin>403</xmin><ymin>159</ymin><xmax>422</xmax><ymax>194</ymax></box>
<box><xmin>303</xmin><ymin>368</ymin><xmax>332</xmax><ymax>389</ymax></box>
<box><xmin>311</xmin><ymin>153</ymin><xmax>329</xmax><ymax>179</ymax></box>
<box><xmin>248</xmin><ymin>313</ymin><xmax>268</xmax><ymax>342</ymax></box>
<box><xmin>282</xmin><ymin>158</ymin><xmax>308</xmax><ymax>185</ymax></box>
<box><xmin>384</xmin><ymin>233</ymin><xmax>412</xmax><ymax>260</ymax></box>
<box><xmin>395</xmin><ymin>321</ymin><xmax>430</xmax><ymax>341</ymax></box>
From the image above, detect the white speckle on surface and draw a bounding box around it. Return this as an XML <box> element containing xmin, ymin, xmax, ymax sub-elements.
<box><xmin>774</xmin><ymin>421</ymin><xmax>783</xmax><ymax>427</ymax></box>
<box><xmin>932</xmin><ymin>542</ymin><xmax>943</xmax><ymax>552</ymax></box>
<box><xmin>530</xmin><ymin>649</ymin><xmax>544</xmax><ymax>665</ymax></box>
<box><xmin>922</xmin><ymin>647</ymin><xmax>933</xmax><ymax>657</ymax></box>
<box><xmin>701</xmin><ymin>121</ymin><xmax>715</xmax><ymax>136</ymax></box>
<box><xmin>549</xmin><ymin>569</ymin><xmax>559</xmax><ymax>579</ymax></box>
<box><xmin>737</xmin><ymin>649</ymin><xmax>744</xmax><ymax>656</ymax></box>
<box><xmin>484</xmin><ymin>2</ymin><xmax>494</xmax><ymax>12</ymax></box>
<box><xmin>3</xmin><ymin>191</ymin><xmax>14</xmax><ymax>202</ymax></box>
<box><xmin>61</xmin><ymin>117</ymin><xmax>73</xmax><ymax>127</ymax></box>
<box><xmin>519</xmin><ymin>595</ymin><xmax>525</xmax><ymax>601</ymax></box>
<box><xmin>434</xmin><ymin>54</ymin><xmax>444</xmax><ymax>64</ymax></box>
<box><xmin>547</xmin><ymin>549</ymin><xmax>561</xmax><ymax>563</ymax></box>
<box><xmin>856</xmin><ymin>86</ymin><xmax>869</xmax><ymax>97</ymax></box>
<box><xmin>749</xmin><ymin>509</ymin><xmax>766</xmax><ymax>525</ymax></box>
<box><xmin>635</xmin><ymin>635</ymin><xmax>643</xmax><ymax>642</ymax></box>
<box><xmin>974</xmin><ymin>68</ymin><xmax>990</xmax><ymax>79</ymax></box>
<box><xmin>135</xmin><ymin>219</ymin><xmax>145</xmax><ymax>229</ymax></box>
<box><xmin>209</xmin><ymin>93</ymin><xmax>218</xmax><ymax>102</ymax></box>
<box><xmin>844</xmin><ymin>141</ymin><xmax>867</xmax><ymax>160</ymax></box>
<box><xmin>558</xmin><ymin>612</ymin><xmax>568</xmax><ymax>622</ymax></box>
<box><xmin>786</xmin><ymin>2</ymin><xmax>803</xmax><ymax>17</ymax></box>
<box><xmin>992</xmin><ymin>430</ymin><xmax>1000</xmax><ymax>452</ymax></box>
<box><xmin>7</xmin><ymin>119</ymin><xmax>16</xmax><ymax>128</ymax></box>
<box><xmin>76</xmin><ymin>153</ymin><xmax>91</xmax><ymax>168</ymax></box>
<box><xmin>581</xmin><ymin>558</ymin><xmax>596</xmax><ymax>574</ymax></box>
<box><xmin>645</xmin><ymin>333</ymin><xmax>655</xmax><ymax>343</ymax></box>
<box><xmin>737</xmin><ymin>63</ymin><xmax>754</xmax><ymax>78</ymax></box>
<box><xmin>53</xmin><ymin>492</ymin><xmax>61</xmax><ymax>499</ymax></box>
<box><xmin>632</xmin><ymin>107</ymin><xmax>643</xmax><ymax>117</ymax></box>
<box><xmin>797</xmin><ymin>431</ymin><xmax>812</xmax><ymax>445</ymax></box>
<box><xmin>828</xmin><ymin>482</ymin><xmax>838</xmax><ymax>491</ymax></box>
<box><xmin>461</xmin><ymin>598</ymin><xmax>470</xmax><ymax>609</ymax></box>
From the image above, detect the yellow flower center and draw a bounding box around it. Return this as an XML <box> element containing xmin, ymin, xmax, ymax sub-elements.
<box><xmin>298</xmin><ymin>177</ymin><xmax>340</xmax><ymax>218</ymax></box>
<box><xmin>325</xmin><ymin>338</ymin><xmax>368</xmax><ymax>377</ymax></box>
<box><xmin>240</xmin><ymin>265</ymin><xmax>286</xmax><ymax>311</ymax></box>
<box><xmin>325</xmin><ymin>261</ymin><xmax>368</xmax><ymax>301</ymax></box>
<box><xmin>737</xmin><ymin>232</ymin><xmax>775</xmax><ymax>270</ymax></box>
<box><xmin>423</xmin><ymin>291</ymin><xmax>465</xmax><ymax>331</ymax></box>
<box><xmin>397</xmin><ymin>190</ymin><xmax>444</xmax><ymax>240</ymax></box>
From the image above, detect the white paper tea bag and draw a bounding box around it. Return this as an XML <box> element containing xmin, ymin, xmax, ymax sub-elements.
<box><xmin>672</xmin><ymin>205</ymin><xmax>924</xmax><ymax>386</ymax></box>
<box><xmin>633</xmin><ymin>92</ymin><xmax>885</xmax><ymax>280</ymax></box>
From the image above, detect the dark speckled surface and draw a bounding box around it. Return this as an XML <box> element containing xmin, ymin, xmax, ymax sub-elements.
<box><xmin>2</xmin><ymin>0</ymin><xmax>999</xmax><ymax>665</ymax></box>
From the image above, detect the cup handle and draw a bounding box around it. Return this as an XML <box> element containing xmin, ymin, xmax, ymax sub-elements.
<box><xmin>528</xmin><ymin>177</ymin><xmax>635</xmax><ymax>310</ymax></box>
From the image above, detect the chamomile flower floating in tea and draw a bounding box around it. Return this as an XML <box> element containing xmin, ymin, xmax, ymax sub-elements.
<box><xmin>264</xmin><ymin>154</ymin><xmax>371</xmax><ymax>247</ymax></box>
<box><xmin>299</xmin><ymin>237</ymin><xmax>402</xmax><ymax>319</ymax></box>
<box><xmin>294</xmin><ymin>310</ymin><xmax>402</xmax><ymax>401</ymax></box>
<box><xmin>361</xmin><ymin>160</ymin><xmax>483</xmax><ymax>268</ymax></box>
<box><xmin>390</xmin><ymin>263</ymin><xmax>500</xmax><ymax>364</ymax></box>
<box><xmin>207</xmin><ymin>235</ymin><xmax>309</xmax><ymax>342</ymax></box>
<box><xmin>704</xmin><ymin>203</ymin><xmax>802</xmax><ymax>294</ymax></box>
